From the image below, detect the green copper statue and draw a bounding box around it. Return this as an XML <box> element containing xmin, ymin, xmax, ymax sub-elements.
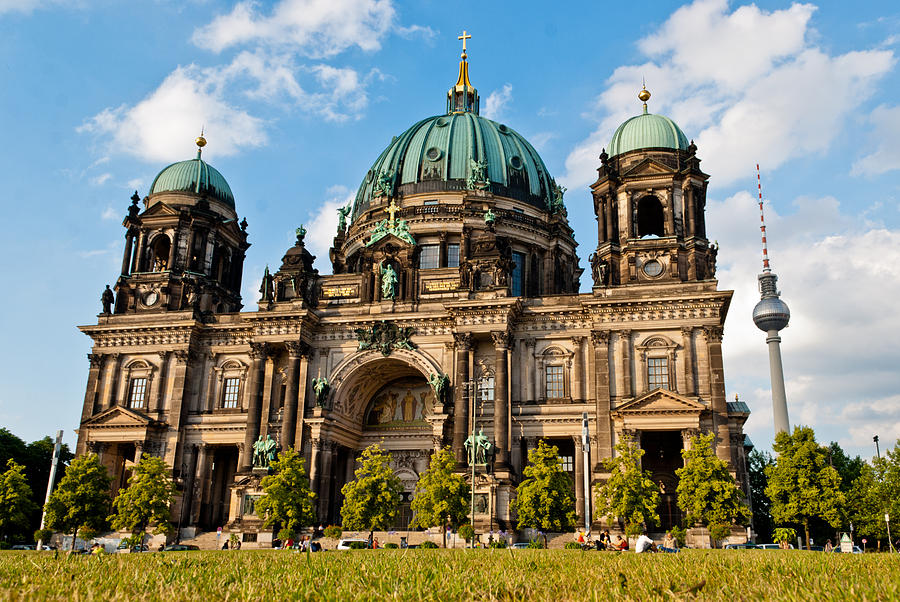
<box><xmin>336</xmin><ymin>205</ymin><xmax>351</xmax><ymax>234</ymax></box>
<box><xmin>464</xmin><ymin>429</ymin><xmax>492</xmax><ymax>465</ymax></box>
<box><xmin>484</xmin><ymin>208</ymin><xmax>496</xmax><ymax>225</ymax></box>
<box><xmin>296</xmin><ymin>224</ymin><xmax>307</xmax><ymax>244</ymax></box>
<box><xmin>312</xmin><ymin>376</ymin><xmax>330</xmax><ymax>408</ymax></box>
<box><xmin>381</xmin><ymin>263</ymin><xmax>398</xmax><ymax>299</ymax></box>
<box><xmin>252</xmin><ymin>434</ymin><xmax>277</xmax><ymax>469</ymax></box>
<box><xmin>428</xmin><ymin>373</ymin><xmax>450</xmax><ymax>403</ymax></box>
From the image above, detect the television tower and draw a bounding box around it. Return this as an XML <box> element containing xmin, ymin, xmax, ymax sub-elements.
<box><xmin>751</xmin><ymin>165</ymin><xmax>791</xmax><ymax>434</ymax></box>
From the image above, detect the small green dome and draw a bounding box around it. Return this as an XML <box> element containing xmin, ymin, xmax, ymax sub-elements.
<box><xmin>149</xmin><ymin>156</ymin><xmax>235</xmax><ymax>208</ymax></box>
<box><xmin>352</xmin><ymin>112</ymin><xmax>555</xmax><ymax>220</ymax></box>
<box><xmin>608</xmin><ymin>112</ymin><xmax>689</xmax><ymax>157</ymax></box>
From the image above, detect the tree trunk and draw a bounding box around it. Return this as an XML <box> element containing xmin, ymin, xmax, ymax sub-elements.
<box><xmin>804</xmin><ymin>522</ymin><xmax>810</xmax><ymax>551</ymax></box>
<box><xmin>69</xmin><ymin>527</ymin><xmax>78</xmax><ymax>556</ymax></box>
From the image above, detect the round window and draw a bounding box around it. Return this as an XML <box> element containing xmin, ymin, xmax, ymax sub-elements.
<box><xmin>435</xmin><ymin>116</ymin><xmax>450</xmax><ymax>127</ymax></box>
<box><xmin>642</xmin><ymin>259</ymin><xmax>663</xmax><ymax>277</ymax></box>
<box><xmin>498</xmin><ymin>124</ymin><xmax>510</xmax><ymax>134</ymax></box>
<box><xmin>509</xmin><ymin>156</ymin><xmax>523</xmax><ymax>170</ymax></box>
<box><xmin>425</xmin><ymin>147</ymin><xmax>442</xmax><ymax>161</ymax></box>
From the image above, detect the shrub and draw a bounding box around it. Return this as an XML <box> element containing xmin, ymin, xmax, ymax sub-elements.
<box><xmin>624</xmin><ymin>523</ymin><xmax>644</xmax><ymax>537</ymax></box>
<box><xmin>488</xmin><ymin>540</ymin><xmax>507</xmax><ymax>549</ymax></box>
<box><xmin>347</xmin><ymin>541</ymin><xmax>367</xmax><ymax>549</ymax></box>
<box><xmin>420</xmin><ymin>541</ymin><xmax>439</xmax><ymax>549</ymax></box>
<box><xmin>527</xmin><ymin>540</ymin><xmax>543</xmax><ymax>549</ymax></box>
<box><xmin>323</xmin><ymin>525</ymin><xmax>342</xmax><ymax>539</ymax></box>
<box><xmin>383</xmin><ymin>542</ymin><xmax>399</xmax><ymax>549</ymax></box>
<box><xmin>773</xmin><ymin>527</ymin><xmax>796</xmax><ymax>544</ymax></box>
<box><xmin>709</xmin><ymin>523</ymin><xmax>731</xmax><ymax>546</ymax></box>
<box><xmin>277</xmin><ymin>528</ymin><xmax>295</xmax><ymax>541</ymax></box>
<box><xmin>458</xmin><ymin>524</ymin><xmax>475</xmax><ymax>542</ymax></box>
<box><xmin>34</xmin><ymin>529</ymin><xmax>54</xmax><ymax>545</ymax></box>
<box><xmin>564</xmin><ymin>542</ymin><xmax>582</xmax><ymax>549</ymax></box>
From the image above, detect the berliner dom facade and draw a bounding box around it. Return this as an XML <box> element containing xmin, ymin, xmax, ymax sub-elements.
<box><xmin>76</xmin><ymin>44</ymin><xmax>751</xmax><ymax>544</ymax></box>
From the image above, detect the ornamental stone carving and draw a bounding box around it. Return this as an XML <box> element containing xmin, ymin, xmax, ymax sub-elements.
<box><xmin>355</xmin><ymin>321</ymin><xmax>416</xmax><ymax>356</ymax></box>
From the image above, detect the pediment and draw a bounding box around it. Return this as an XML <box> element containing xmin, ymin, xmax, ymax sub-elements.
<box><xmin>614</xmin><ymin>389</ymin><xmax>706</xmax><ymax>414</ymax></box>
<box><xmin>82</xmin><ymin>406</ymin><xmax>163</xmax><ymax>429</ymax></box>
<box><xmin>140</xmin><ymin>202</ymin><xmax>180</xmax><ymax>218</ymax></box>
<box><xmin>621</xmin><ymin>157</ymin><xmax>676</xmax><ymax>178</ymax></box>
<box><xmin>367</xmin><ymin>232</ymin><xmax>415</xmax><ymax>249</ymax></box>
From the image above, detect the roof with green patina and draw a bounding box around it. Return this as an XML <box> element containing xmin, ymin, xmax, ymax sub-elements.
<box><xmin>608</xmin><ymin>112</ymin><xmax>689</xmax><ymax>157</ymax></box>
<box><xmin>352</xmin><ymin>112</ymin><xmax>555</xmax><ymax>220</ymax></box>
<box><xmin>149</xmin><ymin>155</ymin><xmax>235</xmax><ymax>208</ymax></box>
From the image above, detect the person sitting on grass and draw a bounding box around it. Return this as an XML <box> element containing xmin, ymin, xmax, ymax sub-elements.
<box><xmin>599</xmin><ymin>530</ymin><xmax>612</xmax><ymax>550</ymax></box>
<box><xmin>658</xmin><ymin>531</ymin><xmax>679</xmax><ymax>553</ymax></box>
<box><xmin>613</xmin><ymin>535</ymin><xmax>629</xmax><ymax>551</ymax></box>
<box><xmin>635</xmin><ymin>532</ymin><xmax>655</xmax><ymax>553</ymax></box>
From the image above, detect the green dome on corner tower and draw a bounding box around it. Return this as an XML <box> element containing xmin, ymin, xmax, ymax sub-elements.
<box><xmin>148</xmin><ymin>136</ymin><xmax>235</xmax><ymax>209</ymax></box>
<box><xmin>607</xmin><ymin>86</ymin><xmax>689</xmax><ymax>157</ymax></box>
<box><xmin>351</xmin><ymin>45</ymin><xmax>556</xmax><ymax>220</ymax></box>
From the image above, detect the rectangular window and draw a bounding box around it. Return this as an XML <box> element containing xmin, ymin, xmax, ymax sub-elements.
<box><xmin>559</xmin><ymin>455</ymin><xmax>574</xmax><ymax>472</ymax></box>
<box><xmin>647</xmin><ymin>357</ymin><xmax>669</xmax><ymax>390</ymax></box>
<box><xmin>545</xmin><ymin>365</ymin><xmax>564</xmax><ymax>399</ymax></box>
<box><xmin>447</xmin><ymin>244</ymin><xmax>460</xmax><ymax>268</ymax></box>
<box><xmin>128</xmin><ymin>378</ymin><xmax>147</xmax><ymax>409</ymax></box>
<box><xmin>423</xmin><ymin>199</ymin><xmax>439</xmax><ymax>206</ymax></box>
<box><xmin>223</xmin><ymin>377</ymin><xmax>241</xmax><ymax>409</ymax></box>
<box><xmin>478</xmin><ymin>376</ymin><xmax>495</xmax><ymax>402</ymax></box>
<box><xmin>511</xmin><ymin>251</ymin><xmax>525</xmax><ymax>297</ymax></box>
<box><xmin>419</xmin><ymin>244</ymin><xmax>440</xmax><ymax>269</ymax></box>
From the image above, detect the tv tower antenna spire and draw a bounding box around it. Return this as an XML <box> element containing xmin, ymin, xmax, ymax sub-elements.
<box><xmin>751</xmin><ymin>165</ymin><xmax>791</xmax><ymax>435</ymax></box>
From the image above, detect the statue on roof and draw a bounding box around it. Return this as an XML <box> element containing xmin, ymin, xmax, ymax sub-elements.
<box><xmin>336</xmin><ymin>205</ymin><xmax>351</xmax><ymax>234</ymax></box>
<box><xmin>467</xmin><ymin>158</ymin><xmax>489</xmax><ymax>190</ymax></box>
<box><xmin>374</xmin><ymin>169</ymin><xmax>395</xmax><ymax>198</ymax></box>
<box><xmin>295</xmin><ymin>224</ymin><xmax>307</xmax><ymax>245</ymax></box>
<box><xmin>101</xmin><ymin>285</ymin><xmax>114</xmax><ymax>314</ymax></box>
<box><xmin>550</xmin><ymin>180</ymin><xmax>567</xmax><ymax>216</ymax></box>
<box><xmin>393</xmin><ymin>220</ymin><xmax>416</xmax><ymax>246</ymax></box>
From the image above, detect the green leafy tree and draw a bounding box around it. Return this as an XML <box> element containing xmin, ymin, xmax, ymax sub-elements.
<box><xmin>765</xmin><ymin>427</ymin><xmax>844</xmax><ymax>549</ymax></box>
<box><xmin>410</xmin><ymin>447</ymin><xmax>470</xmax><ymax>548</ymax></box>
<box><xmin>43</xmin><ymin>453</ymin><xmax>111</xmax><ymax>551</ymax></box>
<box><xmin>845</xmin><ymin>462</ymin><xmax>887</xmax><ymax>541</ymax></box>
<box><xmin>593</xmin><ymin>437</ymin><xmax>660</xmax><ymax>535</ymax></box>
<box><xmin>255</xmin><ymin>448</ymin><xmax>317</xmax><ymax>538</ymax></box>
<box><xmin>868</xmin><ymin>439</ymin><xmax>900</xmax><ymax>548</ymax></box>
<box><xmin>0</xmin><ymin>460</ymin><xmax>37</xmax><ymax>541</ymax></box>
<box><xmin>514</xmin><ymin>440</ymin><xmax>576</xmax><ymax>538</ymax></box>
<box><xmin>675</xmin><ymin>433</ymin><xmax>751</xmax><ymax>547</ymax></box>
<box><xmin>748</xmin><ymin>449</ymin><xmax>774</xmax><ymax>543</ymax></box>
<box><xmin>340</xmin><ymin>444</ymin><xmax>402</xmax><ymax>538</ymax></box>
<box><xmin>110</xmin><ymin>455</ymin><xmax>175</xmax><ymax>544</ymax></box>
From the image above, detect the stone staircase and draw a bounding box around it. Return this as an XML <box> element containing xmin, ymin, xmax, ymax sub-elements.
<box><xmin>180</xmin><ymin>530</ymin><xmax>226</xmax><ymax>550</ymax></box>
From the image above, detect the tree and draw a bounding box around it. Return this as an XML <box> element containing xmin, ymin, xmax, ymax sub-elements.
<box><xmin>748</xmin><ymin>449</ymin><xmax>774</xmax><ymax>543</ymax></box>
<box><xmin>593</xmin><ymin>437</ymin><xmax>660</xmax><ymax>536</ymax></box>
<box><xmin>410</xmin><ymin>447</ymin><xmax>470</xmax><ymax>548</ymax></box>
<box><xmin>110</xmin><ymin>456</ymin><xmax>175</xmax><ymax>544</ymax></box>
<box><xmin>765</xmin><ymin>427</ymin><xmax>844</xmax><ymax>549</ymax></box>
<box><xmin>514</xmin><ymin>440</ymin><xmax>576</xmax><ymax>539</ymax></box>
<box><xmin>675</xmin><ymin>433</ymin><xmax>751</xmax><ymax>547</ymax></box>
<box><xmin>845</xmin><ymin>463</ymin><xmax>887</xmax><ymax>542</ymax></box>
<box><xmin>255</xmin><ymin>449</ymin><xmax>317</xmax><ymax>539</ymax></box>
<box><xmin>0</xmin><ymin>460</ymin><xmax>37</xmax><ymax>542</ymax></box>
<box><xmin>869</xmin><ymin>439</ymin><xmax>900</xmax><ymax>547</ymax></box>
<box><xmin>43</xmin><ymin>453</ymin><xmax>111</xmax><ymax>552</ymax></box>
<box><xmin>339</xmin><ymin>444</ymin><xmax>402</xmax><ymax>538</ymax></box>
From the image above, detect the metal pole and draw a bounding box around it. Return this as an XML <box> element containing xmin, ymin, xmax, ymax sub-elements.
<box><xmin>874</xmin><ymin>435</ymin><xmax>881</xmax><ymax>460</ymax></box>
<box><xmin>37</xmin><ymin>430</ymin><xmax>64</xmax><ymax>551</ymax></box>
<box><xmin>581</xmin><ymin>412</ymin><xmax>590</xmax><ymax>534</ymax></box>
<box><xmin>467</xmin><ymin>380</ymin><xmax>477</xmax><ymax>549</ymax></box>
<box><xmin>887</xmin><ymin>514</ymin><xmax>895</xmax><ymax>553</ymax></box>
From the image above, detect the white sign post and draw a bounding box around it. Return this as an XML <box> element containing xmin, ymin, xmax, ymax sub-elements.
<box><xmin>840</xmin><ymin>532</ymin><xmax>853</xmax><ymax>553</ymax></box>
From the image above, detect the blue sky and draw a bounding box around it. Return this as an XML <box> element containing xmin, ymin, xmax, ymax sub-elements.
<box><xmin>1</xmin><ymin>0</ymin><xmax>898</xmax><ymax>460</ymax></box>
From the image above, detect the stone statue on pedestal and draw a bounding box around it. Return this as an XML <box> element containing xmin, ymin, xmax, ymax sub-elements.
<box><xmin>101</xmin><ymin>285</ymin><xmax>114</xmax><ymax>314</ymax></box>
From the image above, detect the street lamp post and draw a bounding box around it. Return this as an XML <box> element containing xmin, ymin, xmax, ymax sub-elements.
<box><xmin>874</xmin><ymin>435</ymin><xmax>881</xmax><ymax>460</ymax></box>
<box><xmin>464</xmin><ymin>377</ymin><xmax>485</xmax><ymax>549</ymax></box>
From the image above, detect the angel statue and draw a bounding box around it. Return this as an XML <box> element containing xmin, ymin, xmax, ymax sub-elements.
<box><xmin>336</xmin><ymin>205</ymin><xmax>351</xmax><ymax>234</ymax></box>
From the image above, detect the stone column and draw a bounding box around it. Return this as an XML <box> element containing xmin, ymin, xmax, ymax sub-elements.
<box><xmin>681</xmin><ymin>428</ymin><xmax>700</xmax><ymax>454</ymax></box>
<box><xmin>704</xmin><ymin>327</ymin><xmax>731</xmax><ymax>463</ymax></box>
<box><xmin>619</xmin><ymin>330</ymin><xmax>632</xmax><ymax>398</ymax></box>
<box><xmin>318</xmin><ymin>442</ymin><xmax>335</xmax><ymax>521</ymax></box>
<box><xmin>452</xmin><ymin>333</ymin><xmax>473</xmax><ymax>465</ymax></box>
<box><xmin>637</xmin><ymin>348</ymin><xmax>647</xmax><ymax>395</ymax></box>
<box><xmin>259</xmin><ymin>354</ymin><xmax>276</xmax><ymax>437</ymax></box>
<box><xmin>606</xmin><ymin>196</ymin><xmax>616</xmax><ymax>245</ymax></box>
<box><xmin>133</xmin><ymin>440</ymin><xmax>145</xmax><ymax>464</ymax></box>
<box><xmin>308</xmin><ymin>438</ymin><xmax>321</xmax><ymax>491</ymax></box>
<box><xmin>153</xmin><ymin>351</ymin><xmax>171</xmax><ymax>413</ymax></box>
<box><xmin>168</xmin><ymin>229</ymin><xmax>179</xmax><ymax>271</ymax></box>
<box><xmin>240</xmin><ymin>342</ymin><xmax>268</xmax><ymax>472</ymax></box>
<box><xmin>571</xmin><ymin>336</ymin><xmax>584</xmax><ymax>402</ymax></box>
<box><xmin>524</xmin><ymin>338</ymin><xmax>536</xmax><ymax>403</ymax></box>
<box><xmin>293</xmin><ymin>346</ymin><xmax>311</xmax><ymax>451</ymax></box>
<box><xmin>685</xmin><ymin>185</ymin><xmax>696</xmax><ymax>239</ymax></box>
<box><xmin>590</xmin><ymin>330</ymin><xmax>612</xmax><ymax>463</ymax></box>
<box><xmin>665</xmin><ymin>189</ymin><xmax>676</xmax><ymax>237</ymax></box>
<box><xmin>191</xmin><ymin>443</ymin><xmax>209</xmax><ymax>524</ymax></box>
<box><xmin>281</xmin><ymin>342</ymin><xmax>302</xmax><ymax>451</ymax></box>
<box><xmin>203</xmin><ymin>353</ymin><xmax>217</xmax><ymax>413</ymax></box>
<box><xmin>680</xmin><ymin>328</ymin><xmax>694</xmax><ymax>396</ymax></box>
<box><xmin>623</xmin><ymin>192</ymin><xmax>634</xmax><ymax>240</ymax></box>
<box><xmin>492</xmin><ymin>331</ymin><xmax>510</xmax><ymax>470</ymax></box>
<box><xmin>103</xmin><ymin>353</ymin><xmax>122</xmax><ymax>409</ymax></box>
<box><xmin>573</xmin><ymin>435</ymin><xmax>585</xmax><ymax>524</ymax></box>
<box><xmin>80</xmin><ymin>354</ymin><xmax>103</xmax><ymax>426</ymax></box>
<box><xmin>133</xmin><ymin>230</ymin><xmax>147</xmax><ymax>273</ymax></box>
<box><xmin>121</xmin><ymin>231</ymin><xmax>135</xmax><ymax>276</ymax></box>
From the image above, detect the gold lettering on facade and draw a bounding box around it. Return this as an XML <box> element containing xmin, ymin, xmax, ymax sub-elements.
<box><xmin>322</xmin><ymin>285</ymin><xmax>359</xmax><ymax>298</ymax></box>
<box><xmin>423</xmin><ymin>279</ymin><xmax>459</xmax><ymax>293</ymax></box>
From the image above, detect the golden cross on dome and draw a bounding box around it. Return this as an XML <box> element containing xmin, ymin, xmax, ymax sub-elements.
<box><xmin>387</xmin><ymin>199</ymin><xmax>401</xmax><ymax>226</ymax></box>
<box><xmin>458</xmin><ymin>30</ymin><xmax>471</xmax><ymax>57</ymax></box>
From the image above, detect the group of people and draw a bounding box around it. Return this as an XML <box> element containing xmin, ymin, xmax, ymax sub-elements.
<box><xmin>273</xmin><ymin>536</ymin><xmax>322</xmax><ymax>552</ymax></box>
<box><xmin>574</xmin><ymin>529</ymin><xmax>680</xmax><ymax>553</ymax></box>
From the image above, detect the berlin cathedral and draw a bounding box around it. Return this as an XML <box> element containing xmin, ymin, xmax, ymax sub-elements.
<box><xmin>75</xmin><ymin>39</ymin><xmax>752</xmax><ymax>544</ymax></box>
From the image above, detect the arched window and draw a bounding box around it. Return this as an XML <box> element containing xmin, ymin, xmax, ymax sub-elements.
<box><xmin>637</xmin><ymin>196</ymin><xmax>665</xmax><ymax>238</ymax></box>
<box><xmin>149</xmin><ymin>235</ymin><xmax>170</xmax><ymax>272</ymax></box>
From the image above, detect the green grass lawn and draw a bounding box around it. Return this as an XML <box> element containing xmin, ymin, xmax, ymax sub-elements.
<box><xmin>1</xmin><ymin>549</ymin><xmax>897</xmax><ymax>601</ymax></box>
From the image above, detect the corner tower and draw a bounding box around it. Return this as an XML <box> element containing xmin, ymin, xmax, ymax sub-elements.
<box><xmin>111</xmin><ymin>135</ymin><xmax>250</xmax><ymax>317</ymax></box>
<box><xmin>589</xmin><ymin>87</ymin><xmax>715</xmax><ymax>288</ymax></box>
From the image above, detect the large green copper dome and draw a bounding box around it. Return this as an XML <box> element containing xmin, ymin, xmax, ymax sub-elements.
<box><xmin>352</xmin><ymin>112</ymin><xmax>555</xmax><ymax>219</ymax></box>
<box><xmin>149</xmin><ymin>154</ymin><xmax>235</xmax><ymax>208</ymax></box>
<box><xmin>607</xmin><ymin>112</ymin><xmax>689</xmax><ymax>157</ymax></box>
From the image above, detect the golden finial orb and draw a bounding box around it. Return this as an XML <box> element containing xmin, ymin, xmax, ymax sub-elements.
<box><xmin>638</xmin><ymin>87</ymin><xmax>651</xmax><ymax>103</ymax></box>
<box><xmin>195</xmin><ymin>135</ymin><xmax>207</xmax><ymax>148</ymax></box>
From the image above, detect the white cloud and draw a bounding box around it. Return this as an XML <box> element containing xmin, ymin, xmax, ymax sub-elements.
<box><xmin>0</xmin><ymin>0</ymin><xmax>71</xmax><ymax>15</ymax></box>
<box><xmin>562</xmin><ymin>0</ymin><xmax>895</xmax><ymax>189</ymax></box>
<box><xmin>852</xmin><ymin>104</ymin><xmax>900</xmax><ymax>175</ymax></box>
<box><xmin>482</xmin><ymin>84</ymin><xmax>512</xmax><ymax>121</ymax></box>
<box><xmin>709</xmin><ymin>189</ymin><xmax>900</xmax><ymax>457</ymax></box>
<box><xmin>78</xmin><ymin>64</ymin><xmax>268</xmax><ymax>163</ymax></box>
<box><xmin>101</xmin><ymin>206</ymin><xmax>118</xmax><ymax>220</ymax></box>
<box><xmin>91</xmin><ymin>173</ymin><xmax>112</xmax><ymax>186</ymax></box>
<box><xmin>304</xmin><ymin>185</ymin><xmax>355</xmax><ymax>270</ymax></box>
<box><xmin>192</xmin><ymin>0</ymin><xmax>397</xmax><ymax>58</ymax></box>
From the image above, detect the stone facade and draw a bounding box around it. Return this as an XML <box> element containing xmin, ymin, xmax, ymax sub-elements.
<box><xmin>75</xmin><ymin>69</ymin><xmax>751</xmax><ymax>539</ymax></box>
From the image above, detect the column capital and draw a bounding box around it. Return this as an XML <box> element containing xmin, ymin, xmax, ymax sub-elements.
<box><xmin>285</xmin><ymin>340</ymin><xmax>309</xmax><ymax>359</ymax></box>
<box><xmin>681</xmin><ymin>428</ymin><xmax>701</xmax><ymax>443</ymax></box>
<box><xmin>681</xmin><ymin>326</ymin><xmax>694</xmax><ymax>338</ymax></box>
<box><xmin>453</xmin><ymin>332</ymin><xmax>474</xmax><ymax>351</ymax></box>
<box><xmin>156</xmin><ymin>350</ymin><xmax>171</xmax><ymax>361</ymax></box>
<box><xmin>249</xmin><ymin>342</ymin><xmax>269</xmax><ymax>359</ymax></box>
<box><xmin>524</xmin><ymin>337</ymin><xmax>536</xmax><ymax>349</ymax></box>
<box><xmin>444</xmin><ymin>341</ymin><xmax>456</xmax><ymax>351</ymax></box>
<box><xmin>491</xmin><ymin>330</ymin><xmax>510</xmax><ymax>349</ymax></box>
<box><xmin>87</xmin><ymin>353</ymin><xmax>103</xmax><ymax>368</ymax></box>
<box><xmin>618</xmin><ymin>329</ymin><xmax>632</xmax><ymax>339</ymax></box>
<box><xmin>570</xmin><ymin>335</ymin><xmax>585</xmax><ymax>347</ymax></box>
<box><xmin>590</xmin><ymin>329</ymin><xmax>610</xmax><ymax>346</ymax></box>
<box><xmin>703</xmin><ymin>326</ymin><xmax>724</xmax><ymax>343</ymax></box>
<box><xmin>173</xmin><ymin>349</ymin><xmax>190</xmax><ymax>363</ymax></box>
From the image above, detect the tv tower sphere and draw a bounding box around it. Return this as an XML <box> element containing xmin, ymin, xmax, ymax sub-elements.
<box><xmin>753</xmin><ymin>274</ymin><xmax>790</xmax><ymax>333</ymax></box>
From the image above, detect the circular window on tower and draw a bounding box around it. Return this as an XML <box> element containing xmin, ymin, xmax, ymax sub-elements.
<box><xmin>498</xmin><ymin>124</ymin><xmax>510</xmax><ymax>134</ymax></box>
<box><xmin>435</xmin><ymin>116</ymin><xmax>450</xmax><ymax>127</ymax></box>
<box><xmin>642</xmin><ymin>259</ymin><xmax>663</xmax><ymax>278</ymax></box>
<box><xmin>425</xmin><ymin>147</ymin><xmax>442</xmax><ymax>162</ymax></box>
<box><xmin>509</xmin><ymin>155</ymin><xmax>523</xmax><ymax>170</ymax></box>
